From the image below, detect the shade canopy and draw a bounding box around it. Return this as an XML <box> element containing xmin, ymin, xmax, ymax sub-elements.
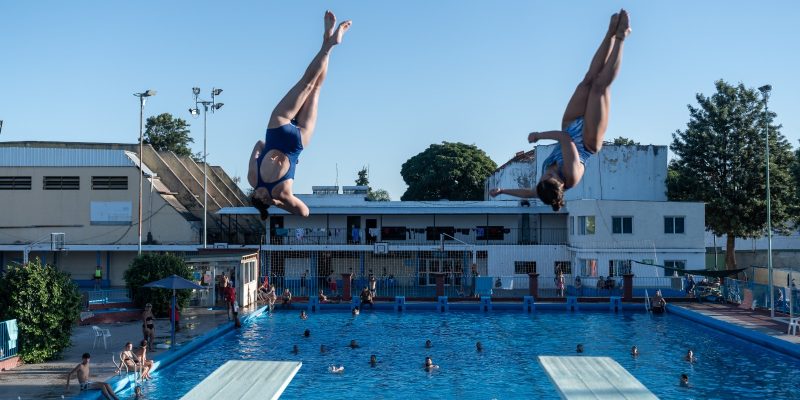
<box><xmin>143</xmin><ymin>274</ymin><xmax>205</xmax><ymax>290</ymax></box>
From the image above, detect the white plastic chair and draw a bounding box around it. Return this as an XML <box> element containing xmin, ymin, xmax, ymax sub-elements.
<box><xmin>92</xmin><ymin>325</ymin><xmax>111</xmax><ymax>349</ymax></box>
<box><xmin>788</xmin><ymin>317</ymin><xmax>800</xmax><ymax>335</ymax></box>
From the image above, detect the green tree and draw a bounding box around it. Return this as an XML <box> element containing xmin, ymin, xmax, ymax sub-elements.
<box><xmin>792</xmin><ymin>144</ymin><xmax>800</xmax><ymax>223</ymax></box>
<box><xmin>354</xmin><ymin>166</ymin><xmax>391</xmax><ymax>201</ymax></box>
<box><xmin>401</xmin><ymin>142</ymin><xmax>497</xmax><ymax>201</ymax></box>
<box><xmin>612</xmin><ymin>136</ymin><xmax>640</xmax><ymax>145</ymax></box>
<box><xmin>124</xmin><ymin>253</ymin><xmax>193</xmax><ymax>317</ymax></box>
<box><xmin>0</xmin><ymin>259</ymin><xmax>82</xmax><ymax>363</ymax></box>
<box><xmin>668</xmin><ymin>80</ymin><xmax>795</xmax><ymax>269</ymax></box>
<box><xmin>143</xmin><ymin>113</ymin><xmax>195</xmax><ymax>159</ymax></box>
<box><xmin>368</xmin><ymin>189</ymin><xmax>391</xmax><ymax>202</ymax></box>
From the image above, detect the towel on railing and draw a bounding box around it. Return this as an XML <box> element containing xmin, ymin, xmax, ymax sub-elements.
<box><xmin>6</xmin><ymin>319</ymin><xmax>18</xmax><ymax>350</ymax></box>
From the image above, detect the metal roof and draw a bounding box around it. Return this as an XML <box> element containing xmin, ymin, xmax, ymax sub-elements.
<box><xmin>0</xmin><ymin>146</ymin><xmax>131</xmax><ymax>167</ymax></box>
<box><xmin>0</xmin><ymin>146</ymin><xmax>155</xmax><ymax>176</ymax></box>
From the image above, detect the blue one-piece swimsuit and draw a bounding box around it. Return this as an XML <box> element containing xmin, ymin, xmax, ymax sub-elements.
<box><xmin>540</xmin><ymin>117</ymin><xmax>594</xmax><ymax>181</ymax></box>
<box><xmin>255</xmin><ymin>123</ymin><xmax>304</xmax><ymax>196</ymax></box>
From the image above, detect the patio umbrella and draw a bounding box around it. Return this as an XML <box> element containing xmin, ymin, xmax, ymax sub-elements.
<box><xmin>143</xmin><ymin>275</ymin><xmax>206</xmax><ymax>349</ymax></box>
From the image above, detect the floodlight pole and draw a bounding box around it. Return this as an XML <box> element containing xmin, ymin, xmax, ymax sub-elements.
<box><xmin>134</xmin><ymin>90</ymin><xmax>156</xmax><ymax>255</ymax></box>
<box><xmin>759</xmin><ymin>84</ymin><xmax>774</xmax><ymax>318</ymax></box>
<box><xmin>190</xmin><ymin>88</ymin><xmax>223</xmax><ymax>248</ymax></box>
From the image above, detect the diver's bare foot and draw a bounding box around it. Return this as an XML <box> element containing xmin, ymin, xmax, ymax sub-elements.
<box><xmin>329</xmin><ymin>20</ymin><xmax>352</xmax><ymax>46</ymax></box>
<box><xmin>607</xmin><ymin>13</ymin><xmax>619</xmax><ymax>37</ymax></box>
<box><xmin>616</xmin><ymin>9</ymin><xmax>631</xmax><ymax>40</ymax></box>
<box><xmin>324</xmin><ymin>10</ymin><xmax>336</xmax><ymax>41</ymax></box>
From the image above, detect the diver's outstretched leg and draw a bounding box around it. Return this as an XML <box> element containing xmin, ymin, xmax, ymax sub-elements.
<box><xmin>561</xmin><ymin>12</ymin><xmax>620</xmax><ymax>129</ymax></box>
<box><xmin>268</xmin><ymin>11</ymin><xmax>351</xmax><ymax>130</ymax></box>
<box><xmin>582</xmin><ymin>9</ymin><xmax>630</xmax><ymax>153</ymax></box>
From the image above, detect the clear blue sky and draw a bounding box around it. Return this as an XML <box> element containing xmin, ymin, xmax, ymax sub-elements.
<box><xmin>2</xmin><ymin>1</ymin><xmax>798</xmax><ymax>199</ymax></box>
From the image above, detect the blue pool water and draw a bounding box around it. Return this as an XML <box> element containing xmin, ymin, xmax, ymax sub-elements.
<box><xmin>121</xmin><ymin>308</ymin><xmax>800</xmax><ymax>399</ymax></box>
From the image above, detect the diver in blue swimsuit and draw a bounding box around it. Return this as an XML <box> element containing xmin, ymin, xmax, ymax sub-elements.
<box><xmin>490</xmin><ymin>9</ymin><xmax>631</xmax><ymax>211</ymax></box>
<box><xmin>248</xmin><ymin>11</ymin><xmax>352</xmax><ymax>219</ymax></box>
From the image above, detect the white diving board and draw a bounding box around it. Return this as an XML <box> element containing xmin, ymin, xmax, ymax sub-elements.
<box><xmin>538</xmin><ymin>356</ymin><xmax>658</xmax><ymax>400</ymax></box>
<box><xmin>181</xmin><ymin>360</ymin><xmax>302</xmax><ymax>400</ymax></box>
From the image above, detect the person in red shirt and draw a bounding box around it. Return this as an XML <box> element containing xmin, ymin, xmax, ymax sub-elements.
<box><xmin>222</xmin><ymin>277</ymin><xmax>238</xmax><ymax>325</ymax></box>
<box><xmin>170</xmin><ymin>302</ymin><xmax>181</xmax><ymax>332</ymax></box>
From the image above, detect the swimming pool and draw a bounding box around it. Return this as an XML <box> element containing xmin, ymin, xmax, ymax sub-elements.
<box><xmin>120</xmin><ymin>307</ymin><xmax>800</xmax><ymax>399</ymax></box>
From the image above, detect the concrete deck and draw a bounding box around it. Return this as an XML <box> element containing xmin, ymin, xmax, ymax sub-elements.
<box><xmin>180</xmin><ymin>360</ymin><xmax>301</xmax><ymax>400</ymax></box>
<box><xmin>538</xmin><ymin>356</ymin><xmax>657</xmax><ymax>400</ymax></box>
<box><xmin>0</xmin><ymin>307</ymin><xmax>237</xmax><ymax>400</ymax></box>
<box><xmin>678</xmin><ymin>302</ymin><xmax>800</xmax><ymax>345</ymax></box>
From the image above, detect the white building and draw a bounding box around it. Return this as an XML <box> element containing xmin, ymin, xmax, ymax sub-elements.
<box><xmin>0</xmin><ymin>142</ymin><xmax>258</xmax><ymax>287</ymax></box>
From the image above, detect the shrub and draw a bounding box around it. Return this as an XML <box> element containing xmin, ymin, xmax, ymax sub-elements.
<box><xmin>0</xmin><ymin>259</ymin><xmax>82</xmax><ymax>363</ymax></box>
<box><xmin>124</xmin><ymin>253</ymin><xmax>193</xmax><ymax>317</ymax></box>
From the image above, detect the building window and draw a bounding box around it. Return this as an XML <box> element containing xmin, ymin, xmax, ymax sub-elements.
<box><xmin>381</xmin><ymin>227</ymin><xmax>407</xmax><ymax>240</ymax></box>
<box><xmin>476</xmin><ymin>226</ymin><xmax>504</xmax><ymax>240</ymax></box>
<box><xmin>426</xmin><ymin>227</ymin><xmax>455</xmax><ymax>241</ymax></box>
<box><xmin>92</xmin><ymin>176</ymin><xmax>128</xmax><ymax>190</ymax></box>
<box><xmin>664</xmin><ymin>260</ymin><xmax>687</xmax><ymax>276</ymax></box>
<box><xmin>569</xmin><ymin>217</ymin><xmax>574</xmax><ymax>235</ymax></box>
<box><xmin>612</xmin><ymin>216</ymin><xmax>633</xmax><ymax>234</ymax></box>
<box><xmin>554</xmin><ymin>261</ymin><xmax>572</xmax><ymax>275</ymax></box>
<box><xmin>43</xmin><ymin>176</ymin><xmax>80</xmax><ymax>190</ymax></box>
<box><xmin>514</xmin><ymin>261</ymin><xmax>536</xmax><ymax>274</ymax></box>
<box><xmin>664</xmin><ymin>216</ymin><xmax>685</xmax><ymax>234</ymax></box>
<box><xmin>608</xmin><ymin>260</ymin><xmax>632</xmax><ymax>277</ymax></box>
<box><xmin>0</xmin><ymin>176</ymin><xmax>32</xmax><ymax>190</ymax></box>
<box><xmin>579</xmin><ymin>259</ymin><xmax>598</xmax><ymax>277</ymax></box>
<box><xmin>578</xmin><ymin>216</ymin><xmax>595</xmax><ymax>235</ymax></box>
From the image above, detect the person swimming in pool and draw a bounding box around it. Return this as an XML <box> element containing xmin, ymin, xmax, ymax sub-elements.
<box><xmin>489</xmin><ymin>9</ymin><xmax>631</xmax><ymax>211</ymax></box>
<box><xmin>329</xmin><ymin>365</ymin><xmax>345</xmax><ymax>373</ymax></box>
<box><xmin>424</xmin><ymin>357</ymin><xmax>439</xmax><ymax>371</ymax></box>
<box><xmin>248</xmin><ymin>10</ymin><xmax>352</xmax><ymax>218</ymax></box>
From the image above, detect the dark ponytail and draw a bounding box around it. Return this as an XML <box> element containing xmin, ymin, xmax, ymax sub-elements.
<box><xmin>536</xmin><ymin>179</ymin><xmax>565</xmax><ymax>212</ymax></box>
<box><xmin>250</xmin><ymin>193</ymin><xmax>270</xmax><ymax>221</ymax></box>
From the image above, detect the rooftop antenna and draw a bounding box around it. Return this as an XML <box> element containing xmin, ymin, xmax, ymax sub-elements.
<box><xmin>335</xmin><ymin>163</ymin><xmax>339</xmax><ymax>188</ymax></box>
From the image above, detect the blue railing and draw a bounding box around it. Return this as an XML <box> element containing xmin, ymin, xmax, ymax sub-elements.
<box><xmin>87</xmin><ymin>289</ymin><xmax>131</xmax><ymax>305</ymax></box>
<box><xmin>0</xmin><ymin>319</ymin><xmax>19</xmax><ymax>361</ymax></box>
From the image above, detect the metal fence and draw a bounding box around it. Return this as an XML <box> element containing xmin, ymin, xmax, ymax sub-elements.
<box><xmin>0</xmin><ymin>319</ymin><xmax>19</xmax><ymax>361</ymax></box>
<box><xmin>265</xmin><ymin>274</ymin><xmax>693</xmax><ymax>300</ymax></box>
<box><xmin>86</xmin><ymin>289</ymin><xmax>131</xmax><ymax>306</ymax></box>
<box><xmin>719</xmin><ymin>279</ymin><xmax>800</xmax><ymax>315</ymax></box>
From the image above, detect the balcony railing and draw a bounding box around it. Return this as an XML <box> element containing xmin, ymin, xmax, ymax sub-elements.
<box><xmin>266</xmin><ymin>227</ymin><xmax>567</xmax><ymax>246</ymax></box>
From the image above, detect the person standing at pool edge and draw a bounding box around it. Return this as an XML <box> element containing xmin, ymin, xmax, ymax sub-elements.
<box><xmin>249</xmin><ymin>11</ymin><xmax>352</xmax><ymax>218</ymax></box>
<box><xmin>490</xmin><ymin>10</ymin><xmax>631</xmax><ymax>210</ymax></box>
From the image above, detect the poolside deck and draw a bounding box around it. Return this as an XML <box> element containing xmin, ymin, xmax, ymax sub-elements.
<box><xmin>180</xmin><ymin>360</ymin><xmax>301</xmax><ymax>400</ymax></box>
<box><xmin>678</xmin><ymin>303</ymin><xmax>800</xmax><ymax>345</ymax></box>
<box><xmin>538</xmin><ymin>356</ymin><xmax>657</xmax><ymax>400</ymax></box>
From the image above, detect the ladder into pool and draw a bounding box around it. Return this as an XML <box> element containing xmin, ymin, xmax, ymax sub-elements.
<box><xmin>644</xmin><ymin>289</ymin><xmax>651</xmax><ymax>312</ymax></box>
